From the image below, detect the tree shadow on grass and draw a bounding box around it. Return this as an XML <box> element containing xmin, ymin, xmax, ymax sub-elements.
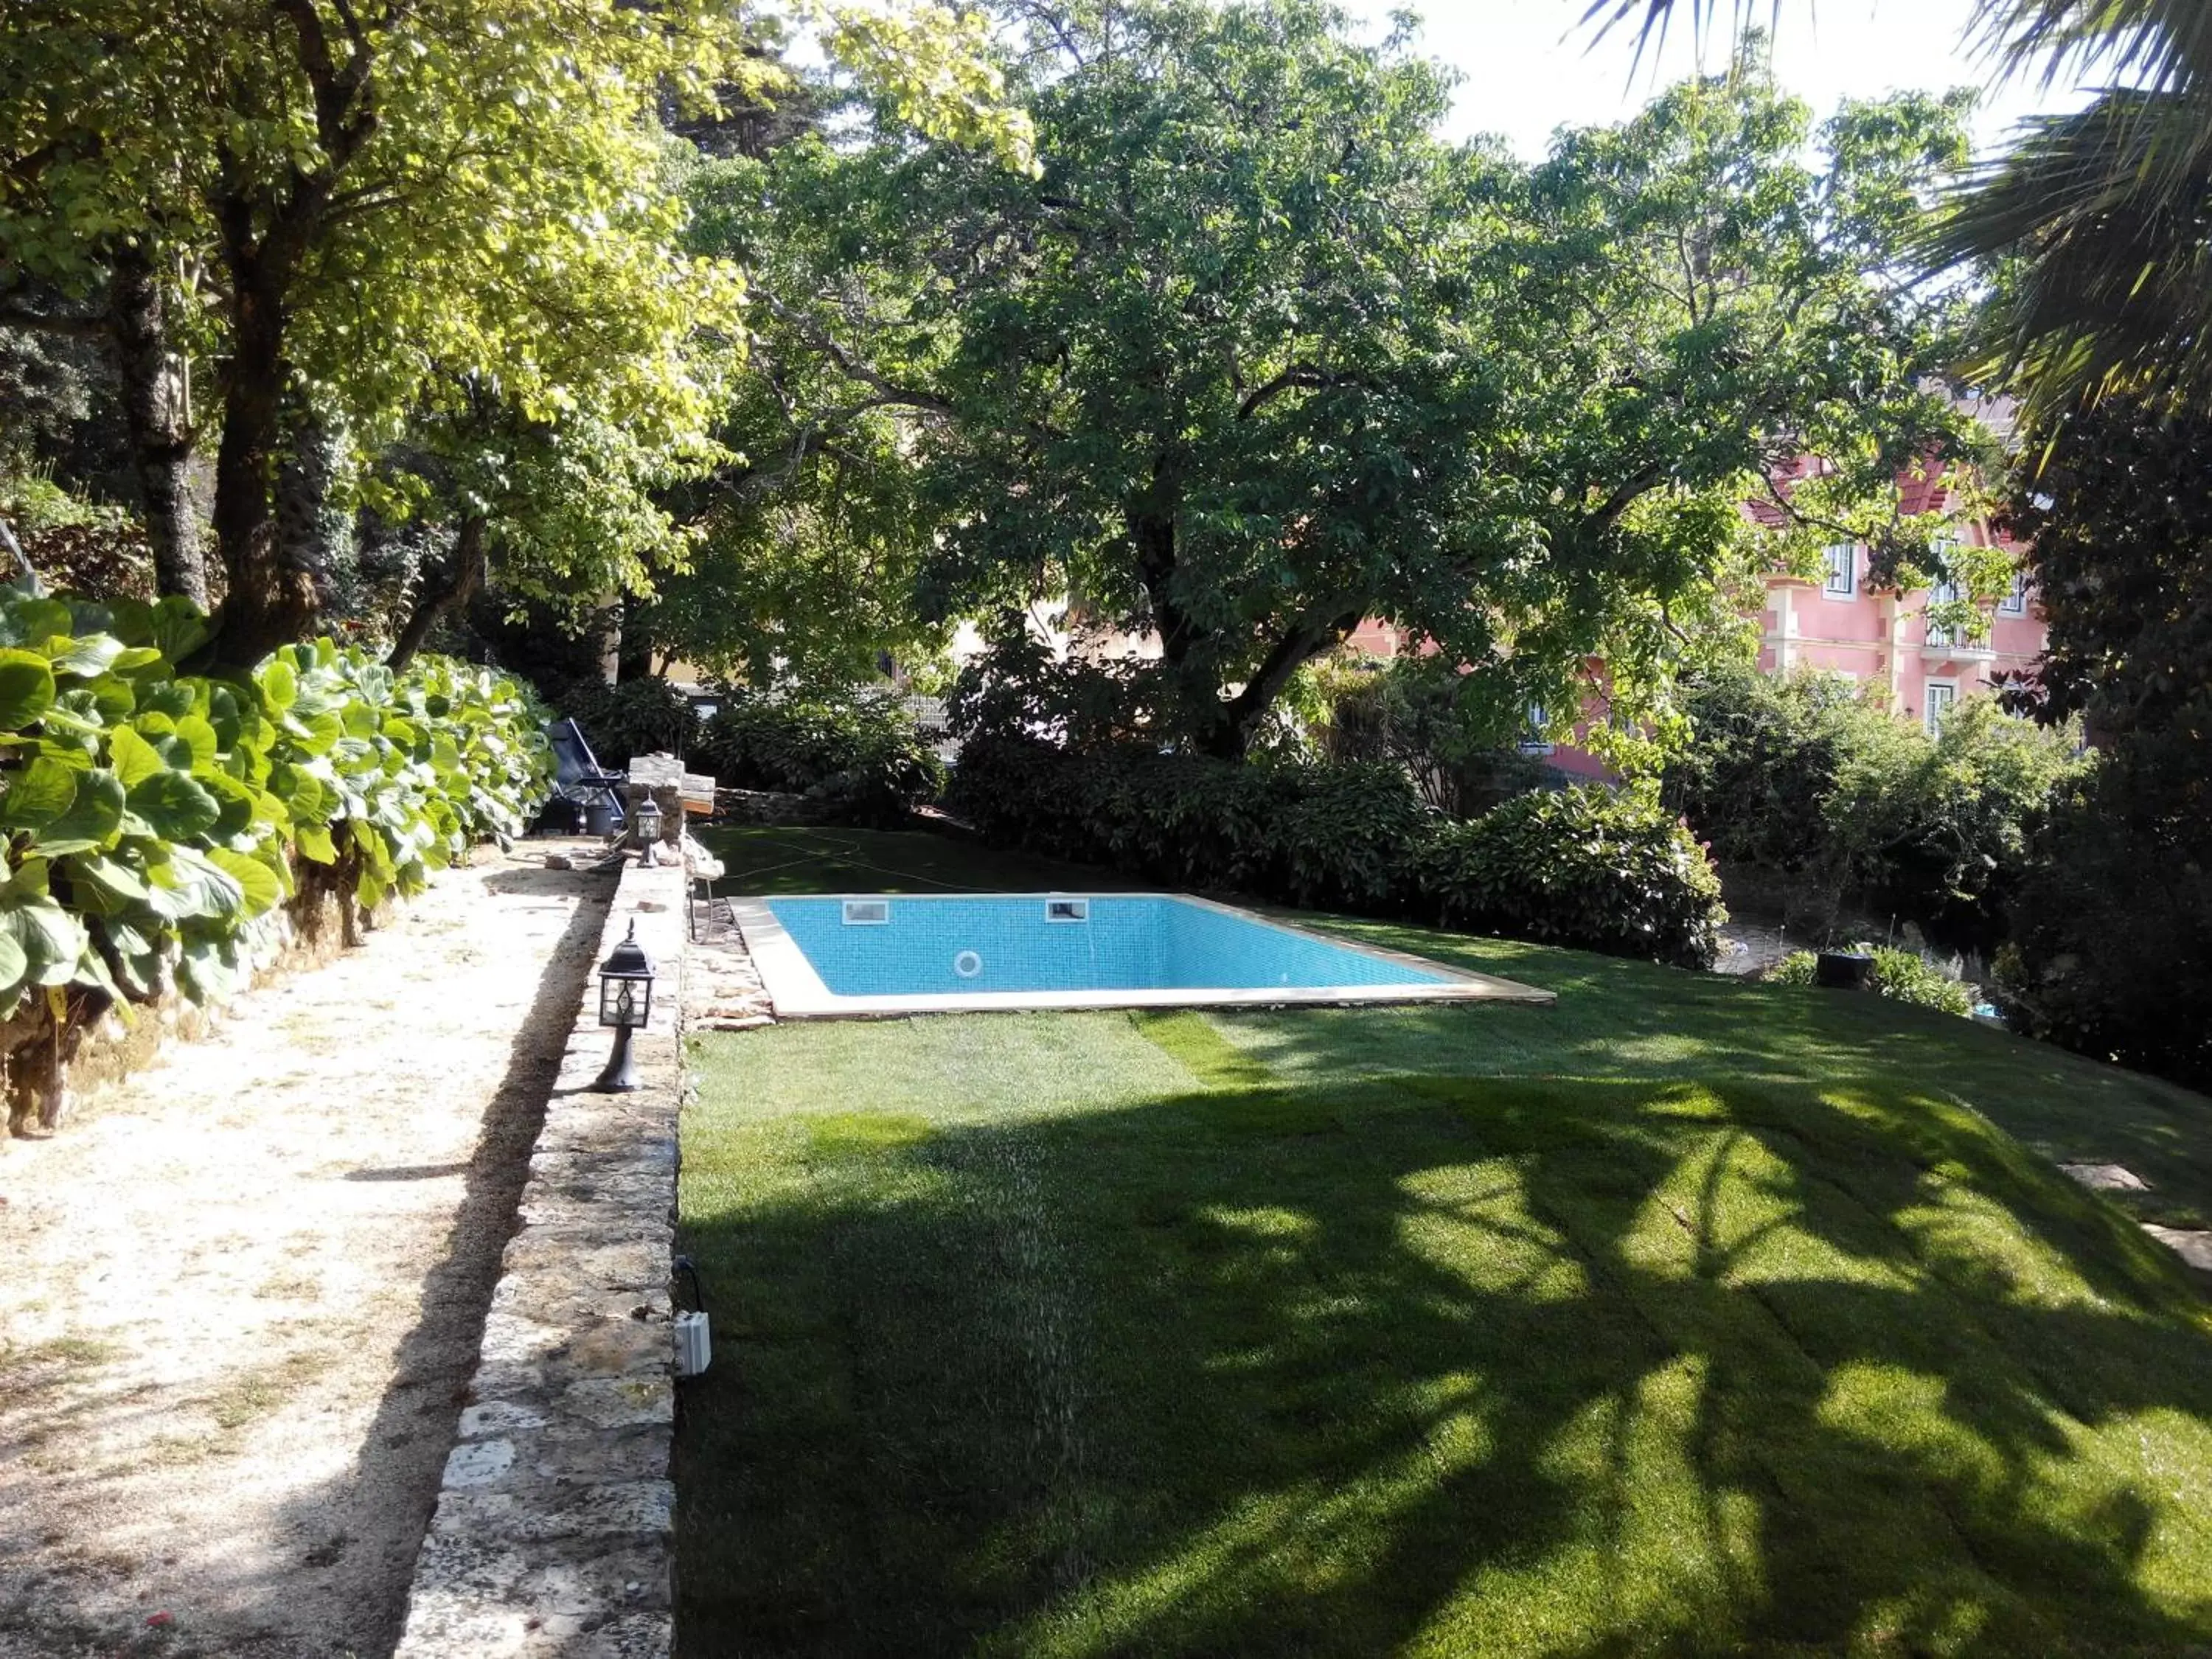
<box><xmin>1200</xmin><ymin>928</ymin><xmax>2212</xmax><ymax>1231</ymax></box>
<box><xmin>676</xmin><ymin>1072</ymin><xmax>2212</xmax><ymax>1658</ymax></box>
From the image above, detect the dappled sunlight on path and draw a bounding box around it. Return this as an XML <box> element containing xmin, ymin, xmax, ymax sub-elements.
<box><xmin>0</xmin><ymin>845</ymin><xmax>612</xmax><ymax>1659</ymax></box>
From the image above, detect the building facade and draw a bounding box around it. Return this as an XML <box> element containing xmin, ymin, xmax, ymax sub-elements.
<box><xmin>1750</xmin><ymin>459</ymin><xmax>2045</xmax><ymax>735</ymax></box>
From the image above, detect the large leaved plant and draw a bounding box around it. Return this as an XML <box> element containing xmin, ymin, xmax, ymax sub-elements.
<box><xmin>0</xmin><ymin>585</ymin><xmax>552</xmax><ymax>1124</ymax></box>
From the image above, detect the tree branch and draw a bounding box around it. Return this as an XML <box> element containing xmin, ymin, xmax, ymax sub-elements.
<box><xmin>1236</xmin><ymin>364</ymin><xmax>1335</xmax><ymax>420</ymax></box>
<box><xmin>1578</xmin><ymin>462</ymin><xmax>1668</xmax><ymax>540</ymax></box>
<box><xmin>759</xmin><ymin>295</ymin><xmax>958</xmax><ymax>415</ymax></box>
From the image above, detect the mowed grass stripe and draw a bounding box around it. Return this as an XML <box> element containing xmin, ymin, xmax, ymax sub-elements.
<box><xmin>680</xmin><ymin>1068</ymin><xmax>2212</xmax><ymax>1655</ymax></box>
<box><xmin>678</xmin><ymin>828</ymin><xmax>2212</xmax><ymax>1655</ymax></box>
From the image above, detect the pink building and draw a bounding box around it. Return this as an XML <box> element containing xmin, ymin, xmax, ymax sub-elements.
<box><xmin>1342</xmin><ymin>461</ymin><xmax>2047</xmax><ymax>776</ymax></box>
<box><xmin>1750</xmin><ymin>466</ymin><xmax>2045</xmax><ymax>734</ymax></box>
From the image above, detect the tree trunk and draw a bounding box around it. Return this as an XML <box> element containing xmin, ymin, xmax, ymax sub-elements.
<box><xmin>207</xmin><ymin>243</ymin><xmax>320</xmax><ymax>667</ymax></box>
<box><xmin>1194</xmin><ymin>611</ymin><xmax>1362</xmax><ymax>760</ymax></box>
<box><xmin>274</xmin><ymin>400</ymin><xmax>347</xmax><ymax>600</ymax></box>
<box><xmin>106</xmin><ymin>245</ymin><xmax>207</xmax><ymax>606</ymax></box>
<box><xmin>597</xmin><ymin>591</ymin><xmax>623</xmax><ymax>685</ymax></box>
<box><xmin>387</xmin><ymin>514</ymin><xmax>487</xmax><ymax>669</ymax></box>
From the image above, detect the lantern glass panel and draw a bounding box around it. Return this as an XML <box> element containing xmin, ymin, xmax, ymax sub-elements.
<box><xmin>636</xmin><ymin>801</ymin><xmax>663</xmax><ymax>841</ymax></box>
<box><xmin>600</xmin><ymin>972</ymin><xmax>651</xmax><ymax>1029</ymax></box>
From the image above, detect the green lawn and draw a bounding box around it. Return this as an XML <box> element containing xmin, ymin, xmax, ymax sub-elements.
<box><xmin>678</xmin><ymin>827</ymin><xmax>2212</xmax><ymax>1657</ymax></box>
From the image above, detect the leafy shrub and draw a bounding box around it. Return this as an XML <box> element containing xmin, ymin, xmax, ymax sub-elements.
<box><xmin>946</xmin><ymin>734</ymin><xmax>1432</xmax><ymax>911</ymax></box>
<box><xmin>554</xmin><ymin>675</ymin><xmax>695</xmax><ymax>770</ymax></box>
<box><xmin>0</xmin><ymin>584</ymin><xmax>552</xmax><ymax>1115</ymax></box>
<box><xmin>1767</xmin><ymin>945</ymin><xmax>1976</xmax><ymax>1017</ymax></box>
<box><xmin>1667</xmin><ymin>665</ymin><xmax>2084</xmax><ymax>950</ymax></box>
<box><xmin>949</xmin><ymin>736</ymin><xmax>1727</xmax><ymax>967</ymax></box>
<box><xmin>1995</xmin><ymin>737</ymin><xmax>2212</xmax><ymax>1088</ymax></box>
<box><xmin>1667</xmin><ymin>665</ymin><xmax>1860</xmax><ymax>872</ymax></box>
<box><xmin>696</xmin><ymin>686</ymin><xmax>943</xmax><ymax>827</ymax></box>
<box><xmin>945</xmin><ymin>632</ymin><xmax>1171</xmax><ymax>749</ymax></box>
<box><xmin>1411</xmin><ymin>788</ymin><xmax>1725</xmax><ymax>970</ymax></box>
<box><xmin>1314</xmin><ymin>654</ymin><xmax>1557</xmax><ymax>815</ymax></box>
<box><xmin>4</xmin><ymin>476</ymin><xmax>156</xmax><ymax>602</ymax></box>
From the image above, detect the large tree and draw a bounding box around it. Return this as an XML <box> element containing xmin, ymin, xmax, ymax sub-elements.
<box><xmin>745</xmin><ymin>2</ymin><xmax>1977</xmax><ymax>757</ymax></box>
<box><xmin>1994</xmin><ymin>398</ymin><xmax>2212</xmax><ymax>1085</ymax></box>
<box><xmin>0</xmin><ymin>0</ymin><xmax>1032</xmax><ymax>665</ymax></box>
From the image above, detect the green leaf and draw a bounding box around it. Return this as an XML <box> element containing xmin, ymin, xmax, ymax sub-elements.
<box><xmin>282</xmin><ymin>709</ymin><xmax>343</xmax><ymax>755</ymax></box>
<box><xmin>173</xmin><ymin>714</ymin><xmax>219</xmax><ymax>771</ymax></box>
<box><xmin>135</xmin><ymin>683</ymin><xmax>198</xmax><ymax>722</ymax></box>
<box><xmin>45</xmin><ymin>633</ymin><xmax>127</xmax><ymax>678</ymax></box>
<box><xmin>0</xmin><ymin>897</ymin><xmax>88</xmax><ymax>984</ymax></box>
<box><xmin>206</xmin><ymin>846</ymin><xmax>282</xmax><ymax>919</ymax></box>
<box><xmin>71</xmin><ymin>852</ymin><xmax>148</xmax><ymax>903</ymax></box>
<box><xmin>1</xmin><ymin>756</ymin><xmax>78</xmax><ymax>830</ymax></box>
<box><xmin>0</xmin><ymin>929</ymin><xmax>27</xmax><ymax>995</ymax></box>
<box><xmin>78</xmin><ymin>672</ymin><xmax>137</xmax><ymax>726</ymax></box>
<box><xmin>0</xmin><ymin>599</ymin><xmax>71</xmax><ymax>649</ymax></box>
<box><xmin>0</xmin><ymin>648</ymin><xmax>58</xmax><ymax>731</ymax></box>
<box><xmin>257</xmin><ymin>658</ymin><xmax>298</xmax><ymax>714</ymax></box>
<box><xmin>175</xmin><ymin>934</ymin><xmax>239</xmax><ymax>1004</ymax></box>
<box><xmin>145</xmin><ymin>846</ymin><xmax>243</xmax><ymax>922</ymax></box>
<box><xmin>128</xmin><ymin>770</ymin><xmax>222</xmax><ymax>841</ymax></box>
<box><xmin>191</xmin><ymin>766</ymin><xmax>257</xmax><ymax>840</ymax></box>
<box><xmin>204</xmin><ymin>686</ymin><xmax>246</xmax><ymax>753</ymax></box>
<box><xmin>296</xmin><ymin>822</ymin><xmax>338</xmax><ymax>864</ymax></box>
<box><xmin>35</xmin><ymin>768</ymin><xmax>126</xmax><ymax>856</ymax></box>
<box><xmin>1</xmin><ymin>857</ymin><xmax>52</xmax><ymax>902</ymax></box>
<box><xmin>111</xmin><ymin>597</ymin><xmax>210</xmax><ymax>666</ymax></box>
<box><xmin>107</xmin><ymin>726</ymin><xmax>167</xmax><ymax>789</ymax></box>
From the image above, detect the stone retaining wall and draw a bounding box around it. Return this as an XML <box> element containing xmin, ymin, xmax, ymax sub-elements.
<box><xmin>712</xmin><ymin>785</ymin><xmax>814</xmax><ymax>824</ymax></box>
<box><xmin>393</xmin><ymin>855</ymin><xmax>689</xmax><ymax>1659</ymax></box>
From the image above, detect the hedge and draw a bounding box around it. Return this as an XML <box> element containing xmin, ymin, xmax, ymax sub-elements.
<box><xmin>0</xmin><ymin>586</ymin><xmax>552</xmax><ymax>1115</ymax></box>
<box><xmin>695</xmin><ymin>687</ymin><xmax>944</xmax><ymax>827</ymax></box>
<box><xmin>1666</xmin><ymin>665</ymin><xmax>2084</xmax><ymax>951</ymax></box>
<box><xmin>947</xmin><ymin>734</ymin><xmax>1725</xmax><ymax>969</ymax></box>
<box><xmin>556</xmin><ymin>674</ymin><xmax>695</xmax><ymax>771</ymax></box>
<box><xmin>1412</xmin><ymin>789</ymin><xmax>1725</xmax><ymax>970</ymax></box>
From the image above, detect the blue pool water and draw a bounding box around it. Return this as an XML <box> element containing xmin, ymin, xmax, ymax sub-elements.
<box><xmin>766</xmin><ymin>894</ymin><xmax>1450</xmax><ymax>998</ymax></box>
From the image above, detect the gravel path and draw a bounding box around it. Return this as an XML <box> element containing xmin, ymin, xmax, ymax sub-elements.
<box><xmin>0</xmin><ymin>844</ymin><xmax>616</xmax><ymax>1659</ymax></box>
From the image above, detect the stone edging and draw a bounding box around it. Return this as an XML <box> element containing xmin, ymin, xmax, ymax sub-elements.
<box><xmin>393</xmin><ymin>855</ymin><xmax>689</xmax><ymax>1658</ymax></box>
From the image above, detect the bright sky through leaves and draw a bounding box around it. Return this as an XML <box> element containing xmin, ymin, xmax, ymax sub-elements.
<box><xmin>1340</xmin><ymin>0</ymin><xmax>2093</xmax><ymax>159</ymax></box>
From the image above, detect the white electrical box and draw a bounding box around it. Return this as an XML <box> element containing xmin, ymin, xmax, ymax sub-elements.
<box><xmin>675</xmin><ymin>1310</ymin><xmax>712</xmax><ymax>1377</ymax></box>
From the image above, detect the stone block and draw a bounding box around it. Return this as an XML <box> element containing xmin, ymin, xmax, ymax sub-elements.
<box><xmin>394</xmin><ymin>854</ymin><xmax>689</xmax><ymax>1659</ymax></box>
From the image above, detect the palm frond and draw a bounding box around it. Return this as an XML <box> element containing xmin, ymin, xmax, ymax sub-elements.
<box><xmin>1969</xmin><ymin>0</ymin><xmax>2212</xmax><ymax>93</ymax></box>
<box><xmin>1927</xmin><ymin>86</ymin><xmax>2212</xmax><ymax>419</ymax></box>
<box><xmin>1578</xmin><ymin>0</ymin><xmax>1783</xmax><ymax>69</ymax></box>
<box><xmin>1587</xmin><ymin>0</ymin><xmax>2212</xmax><ymax>90</ymax></box>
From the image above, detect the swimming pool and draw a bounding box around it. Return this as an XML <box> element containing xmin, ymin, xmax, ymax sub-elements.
<box><xmin>731</xmin><ymin>893</ymin><xmax>1554</xmax><ymax>1019</ymax></box>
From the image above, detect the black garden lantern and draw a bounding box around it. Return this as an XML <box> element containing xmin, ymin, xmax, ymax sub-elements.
<box><xmin>633</xmin><ymin>796</ymin><xmax>664</xmax><ymax>861</ymax></box>
<box><xmin>594</xmin><ymin>920</ymin><xmax>656</xmax><ymax>1092</ymax></box>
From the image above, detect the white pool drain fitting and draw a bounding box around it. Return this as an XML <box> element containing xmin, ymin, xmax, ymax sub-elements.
<box><xmin>953</xmin><ymin>950</ymin><xmax>983</xmax><ymax>978</ymax></box>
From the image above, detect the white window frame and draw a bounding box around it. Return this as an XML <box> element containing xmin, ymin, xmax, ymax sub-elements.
<box><xmin>1923</xmin><ymin>681</ymin><xmax>1957</xmax><ymax>734</ymax></box>
<box><xmin>1997</xmin><ymin>570</ymin><xmax>2029</xmax><ymax>616</ymax></box>
<box><xmin>1820</xmin><ymin>543</ymin><xmax>1857</xmax><ymax>598</ymax></box>
<box><xmin>1517</xmin><ymin>700</ymin><xmax>1554</xmax><ymax>757</ymax></box>
<box><xmin>1924</xmin><ymin>580</ymin><xmax>1961</xmax><ymax>649</ymax></box>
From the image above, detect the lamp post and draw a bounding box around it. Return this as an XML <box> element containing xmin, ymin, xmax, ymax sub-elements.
<box><xmin>633</xmin><ymin>796</ymin><xmax>664</xmax><ymax>864</ymax></box>
<box><xmin>594</xmin><ymin>920</ymin><xmax>656</xmax><ymax>1091</ymax></box>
